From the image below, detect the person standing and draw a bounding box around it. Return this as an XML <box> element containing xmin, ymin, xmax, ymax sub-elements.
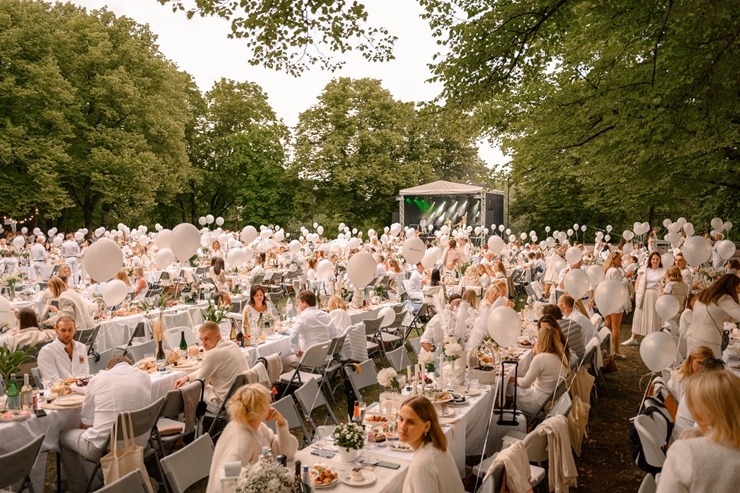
<box><xmin>624</xmin><ymin>252</ymin><xmax>665</xmax><ymax>346</ymax></box>
<box><xmin>685</xmin><ymin>274</ymin><xmax>740</xmax><ymax>356</ymax></box>
<box><xmin>30</xmin><ymin>236</ymin><xmax>47</xmax><ymax>281</ymax></box>
<box><xmin>60</xmin><ymin>233</ymin><xmax>81</xmax><ymax>286</ymax></box>
<box><xmin>602</xmin><ymin>251</ymin><xmax>629</xmax><ymax>358</ymax></box>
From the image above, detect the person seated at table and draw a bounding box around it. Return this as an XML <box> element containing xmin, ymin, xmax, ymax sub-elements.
<box><xmin>328</xmin><ymin>294</ymin><xmax>351</xmax><ymax>333</ymax></box>
<box><xmin>37</xmin><ymin>315</ymin><xmax>90</xmax><ymax>385</ymax></box>
<box><xmin>476</xmin><ymin>264</ymin><xmax>491</xmax><ymax>290</ymax></box>
<box><xmin>132</xmin><ymin>266</ymin><xmax>149</xmax><ymax>300</ymax></box>
<box><xmin>509</xmin><ymin>315</ymin><xmax>570</xmax><ymax>415</ymax></box>
<box><xmin>208</xmin><ymin>256</ymin><xmax>228</xmax><ymax>291</ymax></box>
<box><xmin>466</xmin><ymin>284</ymin><xmax>513</xmax><ymax>350</ymax></box>
<box><xmin>542</xmin><ymin>303</ymin><xmax>584</xmax><ymax>364</ymax></box>
<box><xmin>249</xmin><ymin>254</ymin><xmax>266</xmax><ymax>284</ymax></box>
<box><xmin>44</xmin><ymin>276</ymin><xmax>95</xmax><ymax>330</ymax></box>
<box><xmin>175</xmin><ymin>321</ymin><xmax>250</xmax><ymax>412</ymax></box>
<box><xmin>420</xmin><ymin>294</ymin><xmax>462</xmax><ymax>352</ymax></box>
<box><xmin>115</xmin><ymin>269</ymin><xmax>132</xmax><ymax>288</ymax></box>
<box><xmin>671</xmin><ymin>356</ymin><xmax>725</xmax><ymax>440</ymax></box>
<box><xmin>210</xmin><ymin>240</ymin><xmax>224</xmax><ymax>258</ymax></box>
<box><xmin>1</xmin><ymin>249</ymin><xmax>18</xmax><ymax>274</ymax></box>
<box><xmin>60</xmin><ymin>354</ymin><xmax>152</xmax><ymax>493</ymax></box>
<box><xmin>457</xmin><ymin>265</ymin><xmax>480</xmax><ymax>293</ymax></box>
<box><xmin>667</xmin><ymin>345</ymin><xmax>714</xmax><ymax>403</ymax></box>
<box><xmin>0</xmin><ymin>307</ymin><xmax>54</xmax><ymax>349</ymax></box>
<box><xmin>399</xmin><ymin>395</ymin><xmax>465</xmax><ymax>493</ymax></box>
<box><xmin>658</xmin><ymin>370</ymin><xmax>740</xmax><ymax>493</ymax></box>
<box><xmin>558</xmin><ymin>294</ymin><xmax>597</xmax><ymax>348</ymax></box>
<box><xmin>375</xmin><ymin>254</ymin><xmax>387</xmax><ymax>277</ymax></box>
<box><xmin>289</xmin><ymin>290</ymin><xmax>337</xmax><ymax>357</ymax></box>
<box><xmin>406</xmin><ymin>262</ymin><xmax>427</xmax><ymax>301</ymax></box>
<box><xmin>242</xmin><ymin>284</ymin><xmax>273</xmax><ymax>331</ymax></box>
<box><xmin>206</xmin><ymin>384</ymin><xmax>298</xmax><ymax>493</ymax></box>
<box><xmin>455</xmin><ymin>289</ymin><xmax>480</xmax><ymax>346</ymax></box>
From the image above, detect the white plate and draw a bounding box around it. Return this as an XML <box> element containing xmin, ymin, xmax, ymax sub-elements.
<box><xmin>69</xmin><ymin>383</ymin><xmax>87</xmax><ymax>395</ymax></box>
<box><xmin>0</xmin><ymin>410</ymin><xmax>31</xmax><ymax>422</ymax></box>
<box><xmin>437</xmin><ymin>407</ymin><xmax>456</xmax><ymax>417</ymax></box>
<box><xmin>55</xmin><ymin>394</ymin><xmax>85</xmax><ymax>407</ymax></box>
<box><xmin>456</xmin><ymin>387</ymin><xmax>481</xmax><ymax>397</ymax></box>
<box><xmin>311</xmin><ymin>476</ymin><xmax>339</xmax><ymax>489</ymax></box>
<box><xmin>389</xmin><ymin>442</ymin><xmax>413</xmax><ymax>452</ymax></box>
<box><xmin>341</xmin><ymin>471</ymin><xmax>377</xmax><ymax>486</ymax></box>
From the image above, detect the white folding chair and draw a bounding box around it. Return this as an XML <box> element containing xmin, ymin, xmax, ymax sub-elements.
<box><xmin>637</xmin><ymin>473</ymin><xmax>657</xmax><ymax>493</ymax></box>
<box><xmin>341</xmin><ymin>322</ymin><xmax>369</xmax><ymax>362</ymax></box>
<box><xmin>293</xmin><ymin>379</ymin><xmax>339</xmax><ymax>436</ymax></box>
<box><xmin>344</xmin><ymin>359</ymin><xmax>378</xmax><ymax>401</ymax></box>
<box><xmin>633</xmin><ymin>415</ymin><xmax>667</xmax><ymax>471</ymax></box>
<box><xmin>88</xmin><ymin>348</ymin><xmax>116</xmax><ymax>375</ymax></box>
<box><xmin>269</xmin><ymin>395</ymin><xmax>312</xmax><ymax>448</ymax></box>
<box><xmin>385</xmin><ymin>345</ymin><xmax>413</xmax><ymax>372</ymax></box>
<box><xmin>95</xmin><ymin>470</ymin><xmax>150</xmax><ymax>493</ymax></box>
<box><xmin>160</xmin><ymin>434</ymin><xmax>214</xmax><ymax>493</ymax></box>
<box><xmin>278</xmin><ymin>340</ymin><xmax>332</xmax><ymax>398</ymax></box>
<box><xmin>126</xmin><ymin>339</ymin><xmax>156</xmax><ymax>363</ymax></box>
<box><xmin>0</xmin><ymin>434</ymin><xmax>44</xmax><ymax>493</ymax></box>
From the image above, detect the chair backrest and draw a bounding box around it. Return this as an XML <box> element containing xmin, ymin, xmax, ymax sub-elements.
<box><xmin>31</xmin><ymin>367</ymin><xmax>44</xmax><ymax>389</ymax></box>
<box><xmin>386</xmin><ymin>311</ymin><xmax>407</xmax><ymax>332</ymax></box>
<box><xmin>407</xmin><ymin>337</ymin><xmax>422</xmax><ymax>356</ymax></box>
<box><xmin>547</xmin><ymin>390</ymin><xmax>573</xmax><ymax>418</ymax></box>
<box><xmin>89</xmin><ymin>348</ymin><xmax>116</xmax><ymax>375</ymax></box>
<box><xmin>96</xmin><ymin>469</ymin><xmax>150</xmax><ymax>493</ymax></box>
<box><xmin>477</xmin><ymin>462</ymin><xmax>503</xmax><ymax>493</ymax></box>
<box><xmin>345</xmin><ymin>359</ymin><xmax>378</xmax><ymax>401</ymax></box>
<box><xmin>299</xmin><ymin>340</ymin><xmax>332</xmax><ymax>369</ymax></box>
<box><xmin>271</xmin><ymin>395</ymin><xmax>309</xmax><ymax>435</ymax></box>
<box><xmin>342</xmin><ymin>322</ymin><xmax>368</xmax><ymax>362</ymax></box>
<box><xmin>126</xmin><ymin>339</ymin><xmax>156</xmax><ymax>363</ymax></box>
<box><xmin>116</xmin><ymin>397</ymin><xmax>166</xmax><ymax>441</ymax></box>
<box><xmin>386</xmin><ymin>346</ymin><xmax>413</xmax><ymax>372</ymax></box>
<box><xmin>327</xmin><ymin>334</ymin><xmax>346</xmax><ymax>360</ymax></box>
<box><xmin>0</xmin><ymin>433</ymin><xmax>44</xmax><ymax>490</ymax></box>
<box><xmin>164</xmin><ymin>327</ymin><xmax>196</xmax><ymax>350</ymax></box>
<box><xmin>591</xmin><ymin>313</ymin><xmax>604</xmax><ymax>329</ymax></box>
<box><xmin>363</xmin><ymin>316</ymin><xmax>384</xmax><ymax>337</ymax></box>
<box><xmin>126</xmin><ymin>321</ymin><xmax>148</xmax><ymax>347</ymax></box>
<box><xmin>294</xmin><ymin>378</ymin><xmax>331</xmax><ymax>415</ymax></box>
<box><xmin>633</xmin><ymin>415</ymin><xmax>667</xmax><ymax>469</ymax></box>
<box><xmin>160</xmin><ymin>434</ymin><xmax>214</xmax><ymax>493</ymax></box>
<box><xmin>523</xmin><ymin>425</ymin><xmax>550</xmax><ymax>463</ymax></box>
<box><xmin>637</xmin><ymin>473</ymin><xmax>657</xmax><ymax>493</ymax></box>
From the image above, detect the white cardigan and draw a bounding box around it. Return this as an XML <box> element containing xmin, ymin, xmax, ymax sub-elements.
<box><xmin>686</xmin><ymin>295</ymin><xmax>740</xmax><ymax>348</ymax></box>
<box><xmin>657</xmin><ymin>436</ymin><xmax>740</xmax><ymax>493</ymax></box>
<box><xmin>403</xmin><ymin>442</ymin><xmax>464</xmax><ymax>493</ymax></box>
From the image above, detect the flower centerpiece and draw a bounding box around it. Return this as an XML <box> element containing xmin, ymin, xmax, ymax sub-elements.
<box><xmin>377</xmin><ymin>367</ymin><xmax>406</xmax><ymax>393</ymax></box>
<box><xmin>0</xmin><ymin>273</ymin><xmax>23</xmax><ymax>300</ymax></box>
<box><xmin>441</xmin><ymin>336</ymin><xmax>466</xmax><ymax>387</ymax></box>
<box><xmin>258</xmin><ymin>311</ymin><xmax>275</xmax><ymax>335</ymax></box>
<box><xmin>234</xmin><ymin>458</ymin><xmax>294</xmax><ymax>493</ymax></box>
<box><xmin>332</xmin><ymin>422</ymin><xmax>365</xmax><ymax>462</ymax></box>
<box><xmin>204</xmin><ymin>300</ymin><xmax>229</xmax><ymax>324</ymax></box>
<box><xmin>418</xmin><ymin>349</ymin><xmax>436</xmax><ymax>374</ymax></box>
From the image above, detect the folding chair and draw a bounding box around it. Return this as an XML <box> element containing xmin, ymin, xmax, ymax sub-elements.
<box><xmin>126</xmin><ymin>339</ymin><xmax>157</xmax><ymax>363</ymax></box>
<box><xmin>473</xmin><ymin>425</ymin><xmax>547</xmax><ymax>489</ymax></box>
<box><xmin>88</xmin><ymin>348</ymin><xmax>116</xmax><ymax>375</ymax></box>
<box><xmin>475</xmin><ymin>462</ymin><xmax>503</xmax><ymax>493</ymax></box>
<box><xmin>118</xmin><ymin>321</ymin><xmax>148</xmax><ymax>353</ymax></box>
<box><xmin>380</xmin><ymin>311</ymin><xmax>406</xmax><ymax>348</ymax></box>
<box><xmin>74</xmin><ymin>324</ymin><xmax>101</xmax><ymax>355</ymax></box>
<box><xmin>407</xmin><ymin>337</ymin><xmax>422</xmax><ymax>357</ymax></box>
<box><xmin>278</xmin><ymin>340</ymin><xmax>332</xmax><ymax>398</ymax></box>
<box><xmin>340</xmin><ymin>322</ymin><xmax>368</xmax><ymax>362</ymax></box>
<box><xmin>95</xmin><ymin>470</ymin><xmax>150</xmax><ymax>493</ymax></box>
<box><xmin>160</xmin><ymin>434</ymin><xmax>214</xmax><ymax>493</ymax></box>
<box><xmin>633</xmin><ymin>415</ymin><xmax>667</xmax><ymax>471</ymax></box>
<box><xmin>155</xmin><ymin>380</ymin><xmax>206</xmax><ymax>455</ymax></box>
<box><xmin>0</xmin><ymin>434</ymin><xmax>44</xmax><ymax>493</ymax></box>
<box><xmin>293</xmin><ymin>379</ymin><xmax>339</xmax><ymax>437</ymax></box>
<box><xmin>343</xmin><ymin>359</ymin><xmax>378</xmax><ymax>401</ymax></box>
<box><xmin>526</xmin><ymin>378</ymin><xmax>568</xmax><ymax>427</ymax></box>
<box><xmin>638</xmin><ymin>473</ymin><xmax>657</xmax><ymax>493</ymax></box>
<box><xmin>207</xmin><ymin>374</ymin><xmax>248</xmax><ymax>441</ymax></box>
<box><xmin>269</xmin><ymin>395</ymin><xmax>312</xmax><ymax>448</ymax></box>
<box><xmin>407</xmin><ymin>302</ymin><xmax>431</xmax><ymax>337</ymax></box>
<box><xmin>164</xmin><ymin>327</ymin><xmax>196</xmax><ymax>350</ymax></box>
<box><xmin>385</xmin><ymin>345</ymin><xmax>413</xmax><ymax>372</ymax></box>
<box><xmin>362</xmin><ymin>316</ymin><xmax>385</xmax><ymax>360</ymax></box>
<box><xmin>583</xmin><ymin>336</ymin><xmax>608</xmax><ymax>399</ymax></box>
<box><xmin>31</xmin><ymin>367</ymin><xmax>44</xmax><ymax>389</ymax></box>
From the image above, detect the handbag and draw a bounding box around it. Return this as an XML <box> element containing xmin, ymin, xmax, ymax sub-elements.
<box><xmin>100</xmin><ymin>412</ymin><xmax>154</xmax><ymax>493</ymax></box>
<box><xmin>706</xmin><ymin>309</ymin><xmax>730</xmax><ymax>352</ymax></box>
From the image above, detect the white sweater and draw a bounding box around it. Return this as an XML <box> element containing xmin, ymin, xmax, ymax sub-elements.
<box><xmin>657</xmin><ymin>436</ymin><xmax>740</xmax><ymax>493</ymax></box>
<box><xmin>687</xmin><ymin>296</ymin><xmax>740</xmax><ymax>347</ymax></box>
<box><xmin>517</xmin><ymin>353</ymin><xmax>567</xmax><ymax>396</ymax></box>
<box><xmin>403</xmin><ymin>442</ymin><xmax>464</xmax><ymax>493</ymax></box>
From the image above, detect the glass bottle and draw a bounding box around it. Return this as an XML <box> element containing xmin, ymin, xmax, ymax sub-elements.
<box><xmin>20</xmin><ymin>374</ymin><xmax>33</xmax><ymax>411</ymax></box>
<box><xmin>179</xmin><ymin>331</ymin><xmax>188</xmax><ymax>351</ymax></box>
<box><xmin>6</xmin><ymin>373</ymin><xmax>20</xmax><ymax>410</ymax></box>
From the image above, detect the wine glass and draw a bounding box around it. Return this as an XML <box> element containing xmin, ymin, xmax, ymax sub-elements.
<box><xmin>314</xmin><ymin>428</ymin><xmax>327</xmax><ymax>457</ymax></box>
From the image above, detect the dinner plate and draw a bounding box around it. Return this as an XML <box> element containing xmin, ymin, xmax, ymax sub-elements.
<box><xmin>70</xmin><ymin>383</ymin><xmax>87</xmax><ymax>395</ymax></box>
<box><xmin>455</xmin><ymin>386</ymin><xmax>481</xmax><ymax>397</ymax></box>
<box><xmin>363</xmin><ymin>415</ymin><xmax>388</xmax><ymax>426</ymax></box>
<box><xmin>312</xmin><ymin>476</ymin><xmax>339</xmax><ymax>489</ymax></box>
<box><xmin>437</xmin><ymin>407</ymin><xmax>456</xmax><ymax>417</ymax></box>
<box><xmin>0</xmin><ymin>410</ymin><xmax>31</xmax><ymax>422</ymax></box>
<box><xmin>433</xmin><ymin>396</ymin><xmax>453</xmax><ymax>404</ymax></box>
<box><xmin>341</xmin><ymin>471</ymin><xmax>377</xmax><ymax>487</ymax></box>
<box><xmin>389</xmin><ymin>442</ymin><xmax>413</xmax><ymax>452</ymax></box>
<box><xmin>55</xmin><ymin>394</ymin><xmax>85</xmax><ymax>407</ymax></box>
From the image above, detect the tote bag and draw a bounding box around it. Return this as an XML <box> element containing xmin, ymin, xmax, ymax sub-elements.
<box><xmin>100</xmin><ymin>412</ymin><xmax>154</xmax><ymax>493</ymax></box>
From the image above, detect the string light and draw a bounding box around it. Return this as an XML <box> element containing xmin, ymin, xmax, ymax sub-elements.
<box><xmin>2</xmin><ymin>208</ymin><xmax>39</xmax><ymax>224</ymax></box>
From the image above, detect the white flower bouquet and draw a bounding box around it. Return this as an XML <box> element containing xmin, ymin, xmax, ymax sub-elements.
<box><xmin>235</xmin><ymin>459</ymin><xmax>294</xmax><ymax>493</ymax></box>
<box><xmin>332</xmin><ymin>422</ymin><xmax>365</xmax><ymax>450</ymax></box>
<box><xmin>377</xmin><ymin>367</ymin><xmax>405</xmax><ymax>392</ymax></box>
<box><xmin>442</xmin><ymin>336</ymin><xmax>463</xmax><ymax>361</ymax></box>
<box><xmin>418</xmin><ymin>349</ymin><xmax>436</xmax><ymax>373</ymax></box>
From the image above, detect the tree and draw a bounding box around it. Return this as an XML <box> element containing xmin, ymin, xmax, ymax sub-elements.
<box><xmin>181</xmin><ymin>78</ymin><xmax>293</xmax><ymax>228</ymax></box>
<box><xmin>0</xmin><ymin>1</ymin><xmax>194</xmax><ymax>231</ymax></box>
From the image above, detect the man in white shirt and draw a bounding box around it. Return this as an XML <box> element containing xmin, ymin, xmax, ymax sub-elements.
<box><xmin>289</xmin><ymin>290</ymin><xmax>337</xmax><ymax>356</ymax></box>
<box><xmin>375</xmin><ymin>255</ymin><xmax>387</xmax><ymax>277</ymax></box>
<box><xmin>559</xmin><ymin>294</ymin><xmax>597</xmax><ymax>347</ymax></box>
<box><xmin>175</xmin><ymin>321</ymin><xmax>249</xmax><ymax>412</ymax></box>
<box><xmin>30</xmin><ymin>237</ymin><xmax>47</xmax><ymax>281</ymax></box>
<box><xmin>60</xmin><ymin>234</ymin><xmax>81</xmax><ymax>286</ymax></box>
<box><xmin>36</xmin><ymin>316</ymin><xmax>89</xmax><ymax>385</ymax></box>
<box><xmin>60</xmin><ymin>354</ymin><xmax>152</xmax><ymax>492</ymax></box>
<box><xmin>249</xmin><ymin>255</ymin><xmax>265</xmax><ymax>284</ymax></box>
<box><xmin>406</xmin><ymin>263</ymin><xmax>427</xmax><ymax>301</ymax></box>
<box><xmin>420</xmin><ymin>295</ymin><xmax>463</xmax><ymax>351</ymax></box>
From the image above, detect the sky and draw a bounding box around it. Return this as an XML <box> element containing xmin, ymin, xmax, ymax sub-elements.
<box><xmin>70</xmin><ymin>0</ymin><xmax>508</xmax><ymax>168</ymax></box>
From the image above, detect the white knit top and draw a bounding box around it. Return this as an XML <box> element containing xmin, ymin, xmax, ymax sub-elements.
<box><xmin>657</xmin><ymin>436</ymin><xmax>740</xmax><ymax>493</ymax></box>
<box><xmin>402</xmin><ymin>441</ymin><xmax>464</xmax><ymax>493</ymax></box>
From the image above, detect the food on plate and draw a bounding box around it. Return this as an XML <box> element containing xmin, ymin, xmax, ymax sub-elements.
<box><xmin>351</xmin><ymin>468</ymin><xmax>364</xmax><ymax>482</ymax></box>
<box><xmin>518</xmin><ymin>338</ymin><xmax>532</xmax><ymax>347</ymax></box>
<box><xmin>64</xmin><ymin>377</ymin><xmax>76</xmax><ymax>385</ymax></box>
<box><xmin>435</xmin><ymin>392</ymin><xmax>452</xmax><ymax>402</ymax></box>
<box><xmin>137</xmin><ymin>360</ymin><xmax>158</xmax><ymax>373</ymax></box>
<box><xmin>74</xmin><ymin>377</ymin><xmax>91</xmax><ymax>387</ymax></box>
<box><xmin>390</xmin><ymin>441</ymin><xmax>412</xmax><ymax>451</ymax></box>
<box><xmin>367</xmin><ymin>431</ymin><xmax>387</xmax><ymax>443</ymax></box>
<box><xmin>364</xmin><ymin>414</ymin><xmax>387</xmax><ymax>423</ymax></box>
<box><xmin>311</xmin><ymin>465</ymin><xmax>338</xmax><ymax>485</ymax></box>
<box><xmin>166</xmin><ymin>350</ymin><xmax>180</xmax><ymax>365</ymax></box>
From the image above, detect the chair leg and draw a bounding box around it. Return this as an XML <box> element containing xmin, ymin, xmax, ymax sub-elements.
<box><xmin>83</xmin><ymin>463</ymin><xmax>101</xmax><ymax>493</ymax></box>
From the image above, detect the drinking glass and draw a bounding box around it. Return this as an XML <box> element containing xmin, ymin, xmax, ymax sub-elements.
<box><xmin>358</xmin><ymin>401</ymin><xmax>367</xmax><ymax>422</ymax></box>
<box><xmin>314</xmin><ymin>428</ymin><xmax>327</xmax><ymax>457</ymax></box>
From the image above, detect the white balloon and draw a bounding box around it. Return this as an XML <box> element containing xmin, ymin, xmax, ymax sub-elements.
<box><xmin>508</xmin><ymin>234</ymin><xmax>516</xmax><ymax>242</ymax></box>
<box><xmin>594</xmin><ymin>279</ymin><xmax>624</xmax><ymax>315</ymax></box>
<box><xmin>640</xmin><ymin>332</ymin><xmax>677</xmax><ymax>372</ymax></box>
<box><xmin>586</xmin><ymin>265</ymin><xmax>605</xmax><ymax>286</ymax></box>
<box><xmin>379</xmin><ymin>306</ymin><xmax>395</xmax><ymax>328</ymax></box>
<box><xmin>723</xmin><ymin>221</ymin><xmax>733</xmax><ymax>231</ymax></box>
<box><xmin>655</xmin><ymin>295</ymin><xmax>680</xmax><ymax>319</ymax></box>
<box><xmin>317</xmin><ymin>226</ymin><xmax>324</xmax><ymax>235</ymax></box>
<box><xmin>606</xmin><ymin>225</ymin><xmax>613</xmax><ymax>232</ymax></box>
<box><xmin>520</xmin><ymin>232</ymin><xmax>527</xmax><ymax>240</ymax></box>
<box><xmin>206</xmin><ymin>214</ymin><xmax>214</xmax><ymax>225</ymax></box>
<box><xmin>667</xmin><ymin>223</ymin><xmax>681</xmax><ymax>234</ymax></box>
<box><xmin>430</xmin><ymin>247</ymin><xmax>443</xmax><ymax>261</ymax></box>
<box><xmin>683</xmin><ymin>223</ymin><xmax>694</xmax><ymax>237</ymax></box>
<box><xmin>155</xmin><ymin>248</ymin><xmax>175</xmax><ymax>269</ymax></box>
<box><xmin>682</xmin><ymin>236</ymin><xmax>712</xmax><ymax>266</ymax></box>
<box><xmin>623</xmin><ymin>243</ymin><xmax>633</xmax><ymax>254</ymax></box>
<box><xmin>641</xmin><ymin>222</ymin><xmax>650</xmax><ymax>235</ymax></box>
<box><xmin>580</xmin><ymin>225</ymin><xmax>587</xmax><ymax>232</ymax></box>
<box><xmin>170</xmin><ymin>223</ymin><xmax>201</xmax><ymax>261</ymax></box>
<box><xmin>716</xmin><ymin>239</ymin><xmax>737</xmax><ymax>260</ymax></box>
<box><xmin>565</xmin><ymin>247</ymin><xmax>583</xmax><ymax>265</ymax></box>
<box><xmin>564</xmin><ymin>269</ymin><xmax>590</xmax><ymax>299</ymax></box>
<box><xmin>227</xmin><ymin>248</ymin><xmax>247</xmax><ymax>268</ymax></box>
<box><xmin>498</xmin><ymin>225</ymin><xmax>505</xmax><ymax>232</ymax></box>
<box><xmin>198</xmin><ymin>217</ymin><xmax>207</xmax><ymax>226</ymax></box>
<box><xmin>421</xmin><ymin>249</ymin><xmax>437</xmax><ymax>269</ymax></box>
<box><xmin>347</xmin><ymin>252</ymin><xmax>375</xmax><ymax>288</ymax></box>
<box><xmin>348</xmin><ymin>237</ymin><xmax>361</xmax><ymax>250</ymax></box>
<box><xmin>545</xmin><ymin>226</ymin><xmax>551</xmax><ymax>233</ymax></box>
<box><xmin>288</xmin><ymin>240</ymin><xmax>301</xmax><ymax>254</ymax></box>
<box><xmin>241</xmin><ymin>226</ymin><xmax>258</xmax><ymax>244</ymax></box>
<box><xmin>487</xmin><ymin>306</ymin><xmax>521</xmax><ymax>347</ymax></box>
<box><xmin>661</xmin><ymin>252</ymin><xmax>675</xmax><ymax>268</ymax></box>
<box><xmin>317</xmin><ymin>259</ymin><xmax>334</xmax><ymax>279</ymax></box>
<box><xmin>20</xmin><ymin>227</ymin><xmax>28</xmax><ymax>234</ymax></box>
<box><xmin>505</xmin><ymin>228</ymin><xmax>511</xmax><ymax>235</ymax></box>
<box><xmin>12</xmin><ymin>236</ymin><xmax>25</xmax><ymax>249</ymax></box>
<box><xmin>487</xmin><ymin>235</ymin><xmax>505</xmax><ymax>254</ymax></box>
<box><xmin>33</xmin><ymin>228</ymin><xmax>41</xmax><ymax>235</ymax></box>
<box><xmin>155</xmin><ymin>229</ymin><xmax>172</xmax><ymax>249</ymax></box>
<box><xmin>662</xmin><ymin>218</ymin><xmax>672</xmax><ymax>228</ymax></box>
<box><xmin>138</xmin><ymin>236</ymin><xmax>149</xmax><ymax>247</ymax></box>
<box><xmin>273</xmin><ymin>230</ymin><xmax>285</xmax><ymax>243</ymax></box>
<box><xmin>474</xmin><ymin>226</ymin><xmax>481</xmax><ymax>235</ymax></box>
<box><xmin>604</xmin><ymin>234</ymin><xmax>611</xmax><ymax>242</ymax></box>
<box><xmin>551</xmin><ymin>256</ymin><xmax>566</xmax><ymax>276</ymax></box>
<box><xmin>666</xmin><ymin>232</ymin><xmax>680</xmax><ymax>246</ymax></box>
<box><xmin>573</xmin><ymin>223</ymin><xmax>579</xmax><ymax>230</ymax></box>
<box><xmin>215</xmin><ymin>216</ymin><xmax>224</xmax><ymax>226</ymax></box>
<box><xmin>83</xmin><ymin>238</ymin><xmax>123</xmax><ymax>283</ymax></box>
<box><xmin>567</xmin><ymin>229</ymin><xmax>574</xmax><ymax>237</ymax></box>
<box><xmin>243</xmin><ymin>247</ymin><xmax>254</xmax><ymax>262</ymax></box>
<box><xmin>402</xmin><ymin>237</ymin><xmax>426</xmax><ymax>264</ymax></box>
<box><xmin>710</xmin><ymin>217</ymin><xmax>723</xmax><ymax>230</ymax></box>
<box><xmin>102</xmin><ymin>280</ymin><xmax>129</xmax><ymax>306</ymax></box>
<box><xmin>623</xmin><ymin>230</ymin><xmax>634</xmax><ymax>241</ymax></box>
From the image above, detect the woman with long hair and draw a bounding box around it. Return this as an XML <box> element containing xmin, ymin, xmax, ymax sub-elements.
<box><xmin>511</xmin><ymin>315</ymin><xmax>570</xmax><ymax>415</ymax></box>
<box><xmin>667</xmin><ymin>346</ymin><xmax>715</xmax><ymax>402</ymax></box>
<box><xmin>206</xmin><ymin>384</ymin><xmax>297</xmax><ymax>493</ymax></box>
<box><xmin>399</xmin><ymin>395</ymin><xmax>464</xmax><ymax>493</ymax></box>
<box><xmin>0</xmin><ymin>308</ymin><xmax>53</xmax><ymax>349</ymax></box>
<box><xmin>685</xmin><ymin>274</ymin><xmax>740</xmax><ymax>356</ymax></box>
<box><xmin>441</xmin><ymin>238</ymin><xmax>462</xmax><ymax>277</ymax></box>
<box><xmin>241</xmin><ymin>284</ymin><xmax>273</xmax><ymax>331</ymax></box>
<box><xmin>602</xmin><ymin>250</ymin><xmax>628</xmax><ymax>358</ymax></box>
<box><xmin>44</xmin><ymin>276</ymin><xmax>94</xmax><ymax>330</ymax></box>
<box><xmin>657</xmin><ymin>371</ymin><xmax>740</xmax><ymax>493</ymax></box>
<box><xmin>624</xmin><ymin>251</ymin><xmax>665</xmax><ymax>346</ymax></box>
<box><xmin>132</xmin><ymin>266</ymin><xmax>148</xmax><ymax>300</ymax></box>
<box><xmin>327</xmin><ymin>294</ymin><xmax>351</xmax><ymax>333</ymax></box>
<box><xmin>209</xmin><ymin>257</ymin><xmax>227</xmax><ymax>290</ymax></box>
<box><xmin>661</xmin><ymin>266</ymin><xmax>689</xmax><ymax>320</ymax></box>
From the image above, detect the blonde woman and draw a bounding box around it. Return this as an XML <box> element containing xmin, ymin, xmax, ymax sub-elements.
<box><xmin>661</xmin><ymin>266</ymin><xmax>689</xmax><ymax>320</ymax></box>
<box><xmin>399</xmin><ymin>395</ymin><xmax>464</xmax><ymax>493</ymax></box>
<box><xmin>327</xmin><ymin>294</ymin><xmax>351</xmax><ymax>333</ymax></box>
<box><xmin>44</xmin><ymin>276</ymin><xmax>94</xmax><ymax>330</ymax></box>
<box><xmin>115</xmin><ymin>269</ymin><xmax>132</xmax><ymax>288</ymax></box>
<box><xmin>206</xmin><ymin>384</ymin><xmax>298</xmax><ymax>493</ymax></box>
<box><xmin>467</xmin><ymin>282</ymin><xmax>511</xmax><ymax>350</ymax></box>
<box><xmin>132</xmin><ymin>266</ymin><xmax>148</xmax><ymax>300</ymax></box>
<box><xmin>667</xmin><ymin>346</ymin><xmax>714</xmax><ymax>402</ymax></box>
<box><xmin>657</xmin><ymin>371</ymin><xmax>740</xmax><ymax>493</ymax></box>
<box><xmin>602</xmin><ymin>251</ymin><xmax>628</xmax><ymax>358</ymax></box>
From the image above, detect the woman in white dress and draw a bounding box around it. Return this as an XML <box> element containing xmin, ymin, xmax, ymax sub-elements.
<box><xmin>624</xmin><ymin>252</ymin><xmax>665</xmax><ymax>346</ymax></box>
<box><xmin>602</xmin><ymin>251</ymin><xmax>628</xmax><ymax>358</ymax></box>
<box><xmin>685</xmin><ymin>274</ymin><xmax>740</xmax><ymax>356</ymax></box>
<box><xmin>241</xmin><ymin>284</ymin><xmax>274</xmax><ymax>332</ymax></box>
<box><xmin>327</xmin><ymin>294</ymin><xmax>351</xmax><ymax>333</ymax></box>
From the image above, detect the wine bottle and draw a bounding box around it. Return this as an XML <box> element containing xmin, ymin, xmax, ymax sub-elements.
<box><xmin>179</xmin><ymin>331</ymin><xmax>188</xmax><ymax>351</ymax></box>
<box><xmin>20</xmin><ymin>374</ymin><xmax>33</xmax><ymax>411</ymax></box>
